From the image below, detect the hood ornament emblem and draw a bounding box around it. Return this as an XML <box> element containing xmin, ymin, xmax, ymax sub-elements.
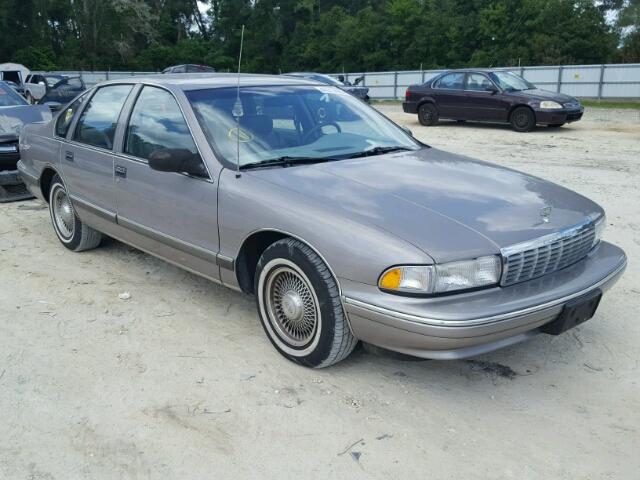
<box><xmin>540</xmin><ymin>206</ymin><xmax>552</xmax><ymax>223</ymax></box>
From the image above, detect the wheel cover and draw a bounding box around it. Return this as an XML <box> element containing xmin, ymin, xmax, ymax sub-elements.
<box><xmin>266</xmin><ymin>266</ymin><xmax>318</xmax><ymax>347</ymax></box>
<box><xmin>420</xmin><ymin>106</ymin><xmax>433</xmax><ymax>122</ymax></box>
<box><xmin>52</xmin><ymin>186</ymin><xmax>74</xmax><ymax>239</ymax></box>
<box><xmin>514</xmin><ymin>111</ymin><xmax>529</xmax><ymax>128</ymax></box>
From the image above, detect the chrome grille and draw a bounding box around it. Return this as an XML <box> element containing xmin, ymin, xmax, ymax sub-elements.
<box><xmin>501</xmin><ymin>222</ymin><xmax>596</xmax><ymax>286</ymax></box>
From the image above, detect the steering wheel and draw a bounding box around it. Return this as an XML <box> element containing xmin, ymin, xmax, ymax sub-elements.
<box><xmin>302</xmin><ymin>121</ymin><xmax>342</xmax><ymax>143</ymax></box>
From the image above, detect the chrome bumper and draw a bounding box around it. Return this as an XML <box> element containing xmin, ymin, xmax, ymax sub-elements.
<box><xmin>342</xmin><ymin>241</ymin><xmax>626</xmax><ymax>360</ymax></box>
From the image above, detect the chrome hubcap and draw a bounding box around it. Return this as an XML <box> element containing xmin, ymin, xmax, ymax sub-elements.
<box><xmin>266</xmin><ymin>266</ymin><xmax>318</xmax><ymax>346</ymax></box>
<box><xmin>52</xmin><ymin>187</ymin><xmax>74</xmax><ymax>239</ymax></box>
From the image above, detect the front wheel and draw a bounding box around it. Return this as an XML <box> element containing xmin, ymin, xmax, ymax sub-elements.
<box><xmin>510</xmin><ymin>106</ymin><xmax>536</xmax><ymax>132</ymax></box>
<box><xmin>48</xmin><ymin>174</ymin><xmax>102</xmax><ymax>252</ymax></box>
<box><xmin>255</xmin><ymin>238</ymin><xmax>357</xmax><ymax>368</ymax></box>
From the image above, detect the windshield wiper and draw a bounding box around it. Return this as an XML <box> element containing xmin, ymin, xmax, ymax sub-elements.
<box><xmin>239</xmin><ymin>156</ymin><xmax>337</xmax><ymax>170</ymax></box>
<box><xmin>346</xmin><ymin>146</ymin><xmax>414</xmax><ymax>159</ymax></box>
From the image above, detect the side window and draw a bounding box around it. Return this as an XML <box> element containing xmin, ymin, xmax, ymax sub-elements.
<box><xmin>55</xmin><ymin>92</ymin><xmax>88</xmax><ymax>138</ymax></box>
<box><xmin>25</xmin><ymin>75</ymin><xmax>32</xmax><ymax>84</ymax></box>
<box><xmin>435</xmin><ymin>73</ymin><xmax>465</xmax><ymax>90</ymax></box>
<box><xmin>173</xmin><ymin>65</ymin><xmax>185</xmax><ymax>73</ymax></box>
<box><xmin>466</xmin><ymin>73</ymin><xmax>493</xmax><ymax>91</ymax></box>
<box><xmin>73</xmin><ymin>85</ymin><xmax>133</xmax><ymax>150</ymax></box>
<box><xmin>124</xmin><ymin>86</ymin><xmax>204</xmax><ymax>175</ymax></box>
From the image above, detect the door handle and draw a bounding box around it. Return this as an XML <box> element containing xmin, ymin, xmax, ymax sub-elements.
<box><xmin>64</xmin><ymin>151</ymin><xmax>74</xmax><ymax>162</ymax></box>
<box><xmin>114</xmin><ymin>165</ymin><xmax>127</xmax><ymax>178</ymax></box>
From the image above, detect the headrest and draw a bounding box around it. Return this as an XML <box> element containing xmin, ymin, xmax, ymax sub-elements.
<box><xmin>241</xmin><ymin>114</ymin><xmax>273</xmax><ymax>135</ymax></box>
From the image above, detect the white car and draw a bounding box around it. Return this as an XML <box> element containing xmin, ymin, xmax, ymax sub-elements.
<box><xmin>23</xmin><ymin>74</ymin><xmax>70</xmax><ymax>104</ymax></box>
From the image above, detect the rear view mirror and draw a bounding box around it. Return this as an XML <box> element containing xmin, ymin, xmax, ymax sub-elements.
<box><xmin>148</xmin><ymin>148</ymin><xmax>207</xmax><ymax>177</ymax></box>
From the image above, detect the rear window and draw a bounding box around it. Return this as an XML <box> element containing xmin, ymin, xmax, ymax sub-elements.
<box><xmin>435</xmin><ymin>73</ymin><xmax>465</xmax><ymax>90</ymax></box>
<box><xmin>73</xmin><ymin>85</ymin><xmax>133</xmax><ymax>150</ymax></box>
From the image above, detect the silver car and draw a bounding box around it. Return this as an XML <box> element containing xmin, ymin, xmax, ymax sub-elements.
<box><xmin>17</xmin><ymin>74</ymin><xmax>627</xmax><ymax>367</ymax></box>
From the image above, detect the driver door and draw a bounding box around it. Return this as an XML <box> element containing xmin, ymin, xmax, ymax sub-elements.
<box><xmin>113</xmin><ymin>85</ymin><xmax>220</xmax><ymax>279</ymax></box>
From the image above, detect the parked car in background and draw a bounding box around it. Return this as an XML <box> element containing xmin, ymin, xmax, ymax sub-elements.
<box><xmin>18</xmin><ymin>74</ymin><xmax>625</xmax><ymax>367</ymax></box>
<box><xmin>24</xmin><ymin>74</ymin><xmax>85</xmax><ymax>105</ymax></box>
<box><xmin>403</xmin><ymin>69</ymin><xmax>584</xmax><ymax>132</ymax></box>
<box><xmin>37</xmin><ymin>76</ymin><xmax>86</xmax><ymax>110</ymax></box>
<box><xmin>0</xmin><ymin>81</ymin><xmax>51</xmax><ymax>201</ymax></box>
<box><xmin>283</xmin><ymin>72</ymin><xmax>370</xmax><ymax>103</ymax></box>
<box><xmin>0</xmin><ymin>63</ymin><xmax>30</xmax><ymax>96</ymax></box>
<box><xmin>162</xmin><ymin>64</ymin><xmax>216</xmax><ymax>74</ymax></box>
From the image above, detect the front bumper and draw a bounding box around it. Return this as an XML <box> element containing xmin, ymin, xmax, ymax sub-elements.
<box><xmin>535</xmin><ymin>107</ymin><xmax>584</xmax><ymax>125</ymax></box>
<box><xmin>342</xmin><ymin>241</ymin><xmax>626</xmax><ymax>359</ymax></box>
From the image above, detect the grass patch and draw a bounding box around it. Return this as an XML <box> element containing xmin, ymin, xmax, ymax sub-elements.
<box><xmin>579</xmin><ymin>99</ymin><xmax>640</xmax><ymax>110</ymax></box>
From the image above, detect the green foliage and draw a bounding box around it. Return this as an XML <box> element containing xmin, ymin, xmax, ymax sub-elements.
<box><xmin>0</xmin><ymin>0</ymin><xmax>636</xmax><ymax>72</ymax></box>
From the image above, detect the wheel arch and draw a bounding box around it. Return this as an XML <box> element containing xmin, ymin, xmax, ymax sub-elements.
<box><xmin>417</xmin><ymin>97</ymin><xmax>438</xmax><ymax>111</ymax></box>
<box><xmin>508</xmin><ymin>103</ymin><xmax>536</xmax><ymax>122</ymax></box>
<box><xmin>39</xmin><ymin>166</ymin><xmax>62</xmax><ymax>203</ymax></box>
<box><xmin>234</xmin><ymin>229</ymin><xmax>344</xmax><ymax>298</ymax></box>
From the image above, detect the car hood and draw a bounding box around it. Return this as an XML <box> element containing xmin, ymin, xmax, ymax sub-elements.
<box><xmin>250</xmin><ymin>148</ymin><xmax>602</xmax><ymax>263</ymax></box>
<box><xmin>0</xmin><ymin>105</ymin><xmax>51</xmax><ymax>138</ymax></box>
<box><xmin>513</xmin><ymin>88</ymin><xmax>577</xmax><ymax>104</ymax></box>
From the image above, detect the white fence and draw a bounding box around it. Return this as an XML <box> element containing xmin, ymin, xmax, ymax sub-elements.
<box><xmin>36</xmin><ymin>63</ymin><xmax>640</xmax><ymax>99</ymax></box>
<box><xmin>335</xmin><ymin>63</ymin><xmax>640</xmax><ymax>99</ymax></box>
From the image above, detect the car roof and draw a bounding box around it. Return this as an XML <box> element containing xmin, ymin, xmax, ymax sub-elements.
<box><xmin>98</xmin><ymin>73</ymin><xmax>324</xmax><ymax>91</ymax></box>
<box><xmin>438</xmin><ymin>68</ymin><xmax>513</xmax><ymax>74</ymax></box>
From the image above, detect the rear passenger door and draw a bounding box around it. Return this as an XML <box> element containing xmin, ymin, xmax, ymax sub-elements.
<box><xmin>113</xmin><ymin>85</ymin><xmax>220</xmax><ymax>278</ymax></box>
<box><xmin>61</xmin><ymin>84</ymin><xmax>133</xmax><ymax>222</ymax></box>
<box><xmin>431</xmin><ymin>72</ymin><xmax>467</xmax><ymax>119</ymax></box>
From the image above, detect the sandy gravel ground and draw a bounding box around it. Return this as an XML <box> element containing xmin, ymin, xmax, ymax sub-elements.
<box><xmin>1</xmin><ymin>107</ymin><xmax>639</xmax><ymax>480</ymax></box>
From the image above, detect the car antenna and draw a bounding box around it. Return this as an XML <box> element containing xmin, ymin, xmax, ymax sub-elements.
<box><xmin>233</xmin><ymin>24</ymin><xmax>245</xmax><ymax>179</ymax></box>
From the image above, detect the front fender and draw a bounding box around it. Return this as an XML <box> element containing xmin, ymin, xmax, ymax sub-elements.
<box><xmin>217</xmin><ymin>168</ymin><xmax>433</xmax><ymax>286</ymax></box>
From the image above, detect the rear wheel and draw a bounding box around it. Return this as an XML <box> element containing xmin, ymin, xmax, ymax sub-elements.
<box><xmin>255</xmin><ymin>238</ymin><xmax>357</xmax><ymax>368</ymax></box>
<box><xmin>510</xmin><ymin>106</ymin><xmax>536</xmax><ymax>132</ymax></box>
<box><xmin>418</xmin><ymin>103</ymin><xmax>438</xmax><ymax>126</ymax></box>
<box><xmin>48</xmin><ymin>174</ymin><xmax>102</xmax><ymax>252</ymax></box>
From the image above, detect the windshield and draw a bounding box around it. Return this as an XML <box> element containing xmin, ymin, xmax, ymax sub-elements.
<box><xmin>187</xmin><ymin>85</ymin><xmax>420</xmax><ymax>168</ymax></box>
<box><xmin>0</xmin><ymin>82</ymin><xmax>28</xmax><ymax>107</ymax></box>
<box><xmin>489</xmin><ymin>71</ymin><xmax>535</xmax><ymax>92</ymax></box>
<box><xmin>45</xmin><ymin>76</ymin><xmax>64</xmax><ymax>87</ymax></box>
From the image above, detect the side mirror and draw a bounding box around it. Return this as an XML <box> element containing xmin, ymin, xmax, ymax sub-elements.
<box><xmin>45</xmin><ymin>101</ymin><xmax>63</xmax><ymax>112</ymax></box>
<box><xmin>148</xmin><ymin>148</ymin><xmax>207</xmax><ymax>177</ymax></box>
<box><xmin>486</xmin><ymin>85</ymin><xmax>499</xmax><ymax>94</ymax></box>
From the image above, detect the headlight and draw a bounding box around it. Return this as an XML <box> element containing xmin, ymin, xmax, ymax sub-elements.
<box><xmin>593</xmin><ymin>214</ymin><xmax>606</xmax><ymax>246</ymax></box>
<box><xmin>379</xmin><ymin>256</ymin><xmax>502</xmax><ymax>295</ymax></box>
<box><xmin>539</xmin><ymin>101</ymin><xmax>563</xmax><ymax>109</ymax></box>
